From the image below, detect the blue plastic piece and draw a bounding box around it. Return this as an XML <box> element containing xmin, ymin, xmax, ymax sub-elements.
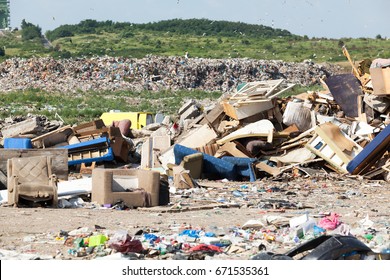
<box><xmin>60</xmin><ymin>137</ymin><xmax>114</xmax><ymax>166</ymax></box>
<box><xmin>221</xmin><ymin>156</ymin><xmax>257</xmax><ymax>182</ymax></box>
<box><xmin>346</xmin><ymin>124</ymin><xmax>390</xmax><ymax>174</ymax></box>
<box><xmin>143</xmin><ymin>233</ymin><xmax>159</xmax><ymax>242</ymax></box>
<box><xmin>4</xmin><ymin>138</ymin><xmax>32</xmax><ymax>149</ymax></box>
<box><xmin>173</xmin><ymin>144</ymin><xmax>238</xmax><ymax>181</ymax></box>
<box><xmin>179</xmin><ymin>229</ymin><xmax>201</xmax><ymax>238</ymax></box>
<box><xmin>232</xmin><ymin>190</ymin><xmax>245</xmax><ymax>197</ymax></box>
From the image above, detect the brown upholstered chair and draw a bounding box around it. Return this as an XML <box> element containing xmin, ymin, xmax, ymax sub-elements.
<box><xmin>7</xmin><ymin>156</ymin><xmax>58</xmax><ymax>207</ymax></box>
<box><xmin>91</xmin><ymin>168</ymin><xmax>160</xmax><ymax>208</ymax></box>
<box><xmin>180</xmin><ymin>153</ymin><xmax>203</xmax><ymax>179</ymax></box>
<box><xmin>167</xmin><ymin>152</ymin><xmax>204</xmax><ymax>179</ymax></box>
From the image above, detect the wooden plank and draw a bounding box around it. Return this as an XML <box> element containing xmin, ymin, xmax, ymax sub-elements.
<box><xmin>267</xmin><ymin>129</ymin><xmax>274</xmax><ymax>143</ymax></box>
<box><xmin>222</xmin><ymin>99</ymin><xmax>274</xmax><ymax>120</ymax></box>
<box><xmin>1</xmin><ymin>117</ymin><xmax>40</xmax><ymax>138</ymax></box>
<box><xmin>217</xmin><ymin>132</ymin><xmax>290</xmax><ymax>145</ymax></box>
<box><xmin>279</xmin><ymin>139</ymin><xmax>309</xmax><ymax>151</ymax></box>
<box><xmin>264</xmin><ymin>79</ymin><xmax>285</xmax><ymax>97</ymax></box>
<box><xmin>31</xmin><ymin>126</ymin><xmax>74</xmax><ymax>148</ymax></box>
<box><xmin>256</xmin><ymin>162</ymin><xmax>281</xmax><ymax>176</ymax></box>
<box><xmin>278</xmin><ymin>158</ymin><xmax>324</xmax><ymax>173</ymax></box>
<box><xmin>31</xmin><ymin>125</ymin><xmax>72</xmax><ymax>143</ymax></box>
<box><xmin>75</xmin><ymin>127</ymin><xmax>109</xmax><ymax>138</ymax></box>
<box><xmin>178</xmin><ymin>124</ymin><xmax>218</xmax><ymax>149</ymax></box>
<box><xmin>0</xmin><ymin>149</ymin><xmax>68</xmax><ymax>189</ymax></box>
<box><xmin>73</xmin><ymin>119</ymin><xmax>105</xmax><ymax>133</ymax></box>
<box><xmin>137</xmin><ymin>203</ymin><xmax>240</xmax><ymax>213</ymax></box>
<box><xmin>236</xmin><ymin>99</ymin><xmax>273</xmax><ymax>104</ymax></box>
<box><xmin>267</xmin><ymin>83</ymin><xmax>296</xmax><ymax>99</ymax></box>
<box><xmin>214</xmin><ymin>142</ymin><xmax>250</xmax><ymax>158</ymax></box>
<box><xmin>363</xmin><ymin>162</ymin><xmax>390</xmax><ymax>179</ymax></box>
<box><xmin>282</xmin><ymin>127</ymin><xmax>316</xmax><ymax>145</ymax></box>
<box><xmin>341</xmin><ymin>46</ymin><xmax>361</xmax><ymax>79</ymax></box>
<box><xmin>199</xmin><ymin>103</ymin><xmax>225</xmax><ymax>129</ymax></box>
<box><xmin>230</xmin><ymin>90</ymin><xmax>268</xmax><ymax>99</ymax></box>
<box><xmin>141</xmin><ymin>135</ymin><xmax>171</xmax><ymax>169</ymax></box>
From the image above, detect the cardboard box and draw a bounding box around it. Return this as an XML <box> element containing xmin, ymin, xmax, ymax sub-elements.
<box><xmin>370</xmin><ymin>67</ymin><xmax>390</xmax><ymax>95</ymax></box>
<box><xmin>173</xmin><ymin>165</ymin><xmax>195</xmax><ymax>189</ymax></box>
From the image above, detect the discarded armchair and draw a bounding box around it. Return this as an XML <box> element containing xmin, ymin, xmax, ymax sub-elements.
<box><xmin>167</xmin><ymin>152</ymin><xmax>204</xmax><ymax>179</ymax></box>
<box><xmin>7</xmin><ymin>156</ymin><xmax>58</xmax><ymax>207</ymax></box>
<box><xmin>91</xmin><ymin>168</ymin><xmax>160</xmax><ymax>208</ymax></box>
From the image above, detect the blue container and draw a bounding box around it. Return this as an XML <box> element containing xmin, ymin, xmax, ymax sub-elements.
<box><xmin>4</xmin><ymin>138</ymin><xmax>32</xmax><ymax>149</ymax></box>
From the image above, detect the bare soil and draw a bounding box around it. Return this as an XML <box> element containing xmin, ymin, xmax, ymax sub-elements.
<box><xmin>1</xmin><ymin>175</ymin><xmax>389</xmax><ymax>260</ymax></box>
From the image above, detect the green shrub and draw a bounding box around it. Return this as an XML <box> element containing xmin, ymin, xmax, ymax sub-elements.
<box><xmin>21</xmin><ymin>20</ymin><xmax>42</xmax><ymax>41</ymax></box>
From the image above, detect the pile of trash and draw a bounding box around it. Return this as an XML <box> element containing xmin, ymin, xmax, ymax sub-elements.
<box><xmin>0</xmin><ymin>56</ymin><xmax>340</xmax><ymax>93</ymax></box>
<box><xmin>0</xmin><ymin>48</ymin><xmax>390</xmax><ymax>260</ymax></box>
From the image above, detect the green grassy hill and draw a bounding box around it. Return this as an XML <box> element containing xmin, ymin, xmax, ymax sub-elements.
<box><xmin>1</xmin><ymin>18</ymin><xmax>388</xmax><ymax>63</ymax></box>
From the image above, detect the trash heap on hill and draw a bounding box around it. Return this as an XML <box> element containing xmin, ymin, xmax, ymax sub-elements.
<box><xmin>0</xmin><ymin>56</ymin><xmax>340</xmax><ymax>92</ymax></box>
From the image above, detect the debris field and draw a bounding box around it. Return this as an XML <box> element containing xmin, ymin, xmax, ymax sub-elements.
<box><xmin>0</xmin><ymin>50</ymin><xmax>390</xmax><ymax>260</ymax></box>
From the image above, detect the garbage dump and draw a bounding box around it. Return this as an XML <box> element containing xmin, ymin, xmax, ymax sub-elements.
<box><xmin>0</xmin><ymin>56</ymin><xmax>340</xmax><ymax>93</ymax></box>
<box><xmin>0</xmin><ymin>51</ymin><xmax>390</xmax><ymax>260</ymax></box>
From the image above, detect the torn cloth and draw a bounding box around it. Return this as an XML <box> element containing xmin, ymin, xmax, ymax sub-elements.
<box><xmin>189</xmin><ymin>244</ymin><xmax>223</xmax><ymax>253</ymax></box>
<box><xmin>318</xmin><ymin>213</ymin><xmax>341</xmax><ymax>230</ymax></box>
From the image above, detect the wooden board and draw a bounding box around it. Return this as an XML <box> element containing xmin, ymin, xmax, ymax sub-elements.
<box><xmin>0</xmin><ymin>149</ymin><xmax>68</xmax><ymax>189</ymax></box>
<box><xmin>137</xmin><ymin>203</ymin><xmax>240</xmax><ymax>213</ymax></box>
<box><xmin>214</xmin><ymin>141</ymin><xmax>251</xmax><ymax>158</ymax></box>
<box><xmin>141</xmin><ymin>135</ymin><xmax>171</xmax><ymax>169</ymax></box>
<box><xmin>177</xmin><ymin>124</ymin><xmax>218</xmax><ymax>148</ymax></box>
<box><xmin>305</xmin><ymin>123</ymin><xmax>362</xmax><ymax>174</ymax></box>
<box><xmin>222</xmin><ymin>99</ymin><xmax>274</xmax><ymax>120</ymax></box>
<box><xmin>217</xmin><ymin>132</ymin><xmax>290</xmax><ymax>145</ymax></box>
<box><xmin>31</xmin><ymin>126</ymin><xmax>73</xmax><ymax>148</ymax></box>
<box><xmin>325</xmin><ymin>74</ymin><xmax>363</xmax><ymax>118</ymax></box>
<box><xmin>256</xmin><ymin>162</ymin><xmax>281</xmax><ymax>176</ymax></box>
<box><xmin>1</xmin><ymin>118</ymin><xmax>40</xmax><ymax>138</ymax></box>
<box><xmin>199</xmin><ymin>103</ymin><xmax>225</xmax><ymax>129</ymax></box>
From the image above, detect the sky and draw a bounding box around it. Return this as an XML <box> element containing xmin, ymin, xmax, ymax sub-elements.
<box><xmin>8</xmin><ymin>0</ymin><xmax>390</xmax><ymax>39</ymax></box>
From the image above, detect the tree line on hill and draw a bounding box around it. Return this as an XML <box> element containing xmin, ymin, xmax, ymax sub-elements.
<box><xmin>44</xmin><ymin>18</ymin><xmax>297</xmax><ymax>41</ymax></box>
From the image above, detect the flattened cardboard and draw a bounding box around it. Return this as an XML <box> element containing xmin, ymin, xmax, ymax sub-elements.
<box><xmin>173</xmin><ymin>165</ymin><xmax>195</xmax><ymax>189</ymax></box>
<box><xmin>370</xmin><ymin>67</ymin><xmax>390</xmax><ymax>95</ymax></box>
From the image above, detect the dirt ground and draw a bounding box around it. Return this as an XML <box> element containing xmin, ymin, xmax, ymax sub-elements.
<box><xmin>1</xmin><ymin>174</ymin><xmax>390</xmax><ymax>260</ymax></box>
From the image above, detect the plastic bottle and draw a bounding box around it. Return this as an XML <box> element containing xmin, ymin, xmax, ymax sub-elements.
<box><xmin>381</xmin><ymin>248</ymin><xmax>390</xmax><ymax>254</ymax></box>
<box><xmin>232</xmin><ymin>190</ymin><xmax>245</xmax><ymax>197</ymax></box>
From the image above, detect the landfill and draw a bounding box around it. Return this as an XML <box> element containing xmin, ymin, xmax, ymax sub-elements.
<box><xmin>0</xmin><ymin>49</ymin><xmax>390</xmax><ymax>260</ymax></box>
<box><xmin>0</xmin><ymin>56</ymin><xmax>339</xmax><ymax>93</ymax></box>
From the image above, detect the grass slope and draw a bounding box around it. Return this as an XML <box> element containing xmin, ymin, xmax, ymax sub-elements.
<box><xmin>0</xmin><ymin>19</ymin><xmax>388</xmax><ymax>62</ymax></box>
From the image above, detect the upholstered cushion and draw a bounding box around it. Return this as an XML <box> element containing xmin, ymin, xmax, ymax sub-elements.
<box><xmin>10</xmin><ymin>157</ymin><xmax>49</xmax><ymax>183</ymax></box>
<box><xmin>18</xmin><ymin>183</ymin><xmax>55</xmax><ymax>200</ymax></box>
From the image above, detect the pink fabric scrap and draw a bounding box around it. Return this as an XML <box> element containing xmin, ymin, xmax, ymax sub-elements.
<box><xmin>189</xmin><ymin>244</ymin><xmax>223</xmax><ymax>253</ymax></box>
<box><xmin>108</xmin><ymin>232</ymin><xmax>144</xmax><ymax>253</ymax></box>
<box><xmin>318</xmin><ymin>213</ymin><xmax>341</xmax><ymax>230</ymax></box>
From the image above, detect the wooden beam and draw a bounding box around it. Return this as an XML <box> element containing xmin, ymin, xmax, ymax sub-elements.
<box><xmin>1</xmin><ymin>118</ymin><xmax>39</xmax><ymax>138</ymax></box>
<box><xmin>255</xmin><ymin>162</ymin><xmax>281</xmax><ymax>176</ymax></box>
